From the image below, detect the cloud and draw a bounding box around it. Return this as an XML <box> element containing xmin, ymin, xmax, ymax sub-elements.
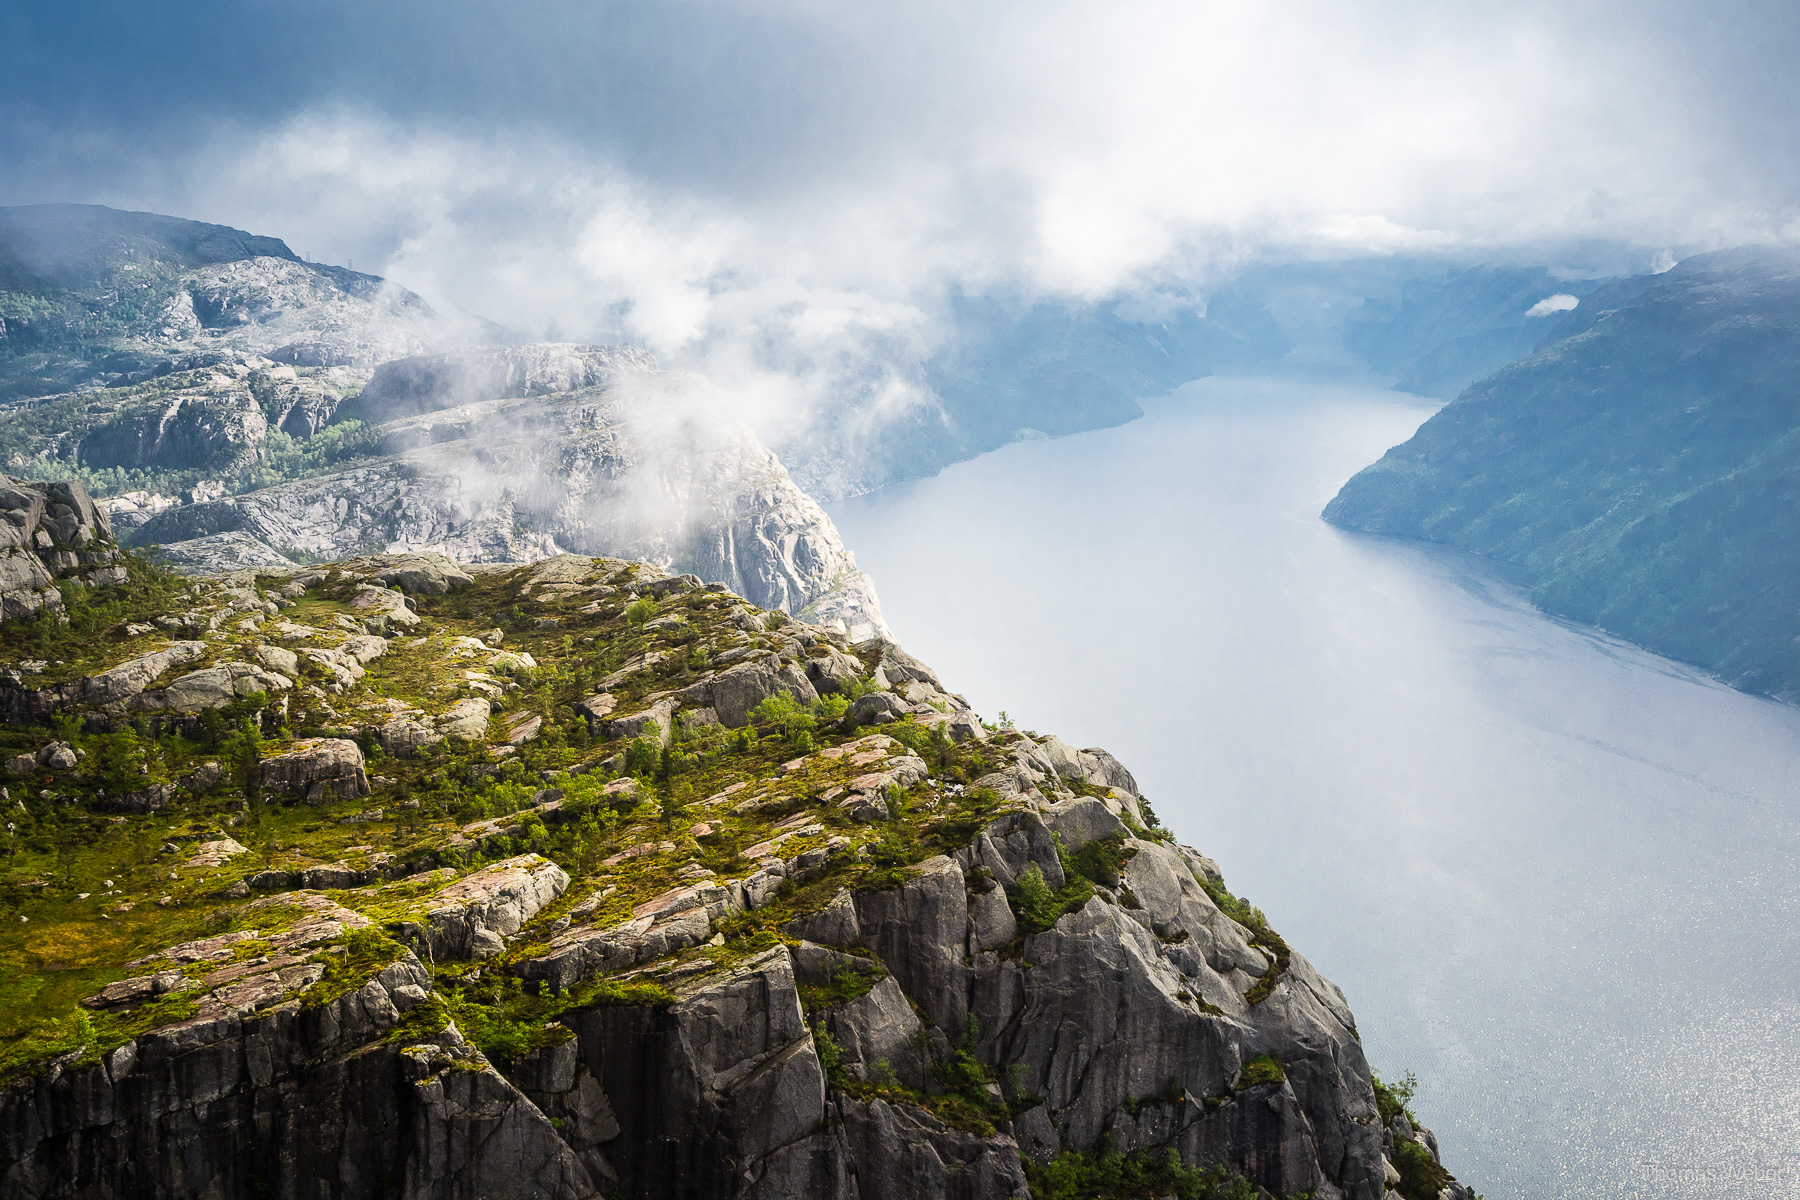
<box><xmin>5</xmin><ymin>0</ymin><xmax>1800</xmax><ymax>449</ymax></box>
<box><xmin>1525</xmin><ymin>294</ymin><xmax>1582</xmax><ymax>317</ymax></box>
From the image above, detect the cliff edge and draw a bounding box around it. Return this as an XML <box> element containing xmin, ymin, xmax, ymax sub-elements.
<box><xmin>0</xmin><ymin>539</ymin><xmax>1470</xmax><ymax>1200</ymax></box>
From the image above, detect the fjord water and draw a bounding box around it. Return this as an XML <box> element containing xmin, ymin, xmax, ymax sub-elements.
<box><xmin>828</xmin><ymin>375</ymin><xmax>1800</xmax><ymax>1200</ymax></box>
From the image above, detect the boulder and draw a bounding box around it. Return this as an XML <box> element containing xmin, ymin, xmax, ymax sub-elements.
<box><xmin>575</xmin><ymin>692</ymin><xmax>616</xmax><ymax>727</ymax></box>
<box><xmin>348</xmin><ymin>584</ymin><xmax>420</xmax><ymax>634</ymax></box>
<box><xmin>132</xmin><ymin>662</ymin><xmax>293</xmax><ymax>713</ymax></box>
<box><xmin>33</xmin><ymin>741</ymin><xmax>76</xmax><ymax>770</ymax></box>
<box><xmin>844</xmin><ymin>690</ymin><xmax>907</xmax><ymax>727</ymax></box>
<box><xmin>804</xmin><ymin>645</ymin><xmax>866</xmax><ymax>695</ymax></box>
<box><xmin>678</xmin><ymin>655</ymin><xmax>818</xmax><ymax>728</ymax></box>
<box><xmin>420</xmin><ymin>853</ymin><xmax>570</xmax><ymax>960</ymax></box>
<box><xmin>437</xmin><ymin>697</ymin><xmax>491</xmax><ymax>741</ymax></box>
<box><xmin>252</xmin><ymin>644</ymin><xmax>299</xmax><ymax>675</ymax></box>
<box><xmin>256</xmin><ymin>738</ymin><xmax>370</xmax><ymax>802</ymax></box>
<box><xmin>371</xmin><ymin>554</ymin><xmax>474</xmax><ymax>595</ymax></box>
<box><xmin>375</xmin><ymin>713</ymin><xmax>443</xmax><ymax>757</ymax></box>
<box><xmin>606</xmin><ymin>697</ymin><xmax>676</xmax><ymax>746</ymax></box>
<box><xmin>340</xmin><ymin>634</ymin><xmax>389</xmax><ymax>663</ymax></box>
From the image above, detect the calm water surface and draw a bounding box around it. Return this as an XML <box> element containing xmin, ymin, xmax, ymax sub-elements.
<box><xmin>828</xmin><ymin>375</ymin><xmax>1800</xmax><ymax>1200</ymax></box>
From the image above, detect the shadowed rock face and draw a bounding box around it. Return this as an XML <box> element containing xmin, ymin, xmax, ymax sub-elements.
<box><xmin>0</xmin><ymin>476</ymin><xmax>125</xmax><ymax>621</ymax></box>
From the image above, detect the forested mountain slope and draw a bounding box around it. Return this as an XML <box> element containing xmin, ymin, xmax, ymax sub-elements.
<box><xmin>1326</xmin><ymin>247</ymin><xmax>1800</xmax><ymax>697</ymax></box>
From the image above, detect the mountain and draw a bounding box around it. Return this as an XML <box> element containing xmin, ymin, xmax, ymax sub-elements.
<box><xmin>0</xmin><ymin>536</ymin><xmax>1473</xmax><ymax>1200</ymax></box>
<box><xmin>0</xmin><ymin>203</ymin><xmax>459</xmax><ymax>400</ymax></box>
<box><xmin>125</xmin><ymin>347</ymin><xmax>889</xmax><ymax>641</ymax></box>
<box><xmin>0</xmin><ymin>208</ymin><xmax>884</xmax><ymax>637</ymax></box>
<box><xmin>777</xmin><ymin>291</ymin><xmax>1293</xmax><ymax>500</ymax></box>
<box><xmin>1325</xmin><ymin>246</ymin><xmax>1800</xmax><ymax>697</ymax></box>
<box><xmin>1343</xmin><ymin>265</ymin><xmax>1611</xmax><ymax>397</ymax></box>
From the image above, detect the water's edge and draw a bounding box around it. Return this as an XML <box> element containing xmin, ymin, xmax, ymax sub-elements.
<box><xmin>829</xmin><ymin>375</ymin><xmax>1800</xmax><ymax>1200</ymax></box>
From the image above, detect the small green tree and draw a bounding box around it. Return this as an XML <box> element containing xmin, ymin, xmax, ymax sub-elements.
<box><xmin>625</xmin><ymin>599</ymin><xmax>657</xmax><ymax>627</ymax></box>
<box><xmin>1014</xmin><ymin>864</ymin><xmax>1060</xmax><ymax>932</ymax></box>
<box><xmin>623</xmin><ymin>732</ymin><xmax>661</xmax><ymax>778</ymax></box>
<box><xmin>751</xmin><ymin>693</ymin><xmax>815</xmax><ymax>745</ymax></box>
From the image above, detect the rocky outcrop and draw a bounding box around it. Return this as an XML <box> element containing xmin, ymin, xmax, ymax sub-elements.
<box><xmin>0</xmin><ymin>931</ymin><xmax>588</xmax><ymax>1200</ymax></box>
<box><xmin>134</xmin><ymin>365</ymin><xmax>888</xmax><ymax>641</ymax></box>
<box><xmin>0</xmin><ymin>476</ymin><xmax>126</xmax><ymax>621</ymax></box>
<box><xmin>339</xmin><ymin>344</ymin><xmax>658</xmax><ymax>425</ymax></box>
<box><xmin>414</xmin><ymin>853</ymin><xmax>571</xmax><ymax>961</ymax></box>
<box><xmin>0</xmin><ymin>552</ymin><xmax>1474</xmax><ymax>1200</ymax></box>
<box><xmin>256</xmin><ymin>737</ymin><xmax>370</xmax><ymax>802</ymax></box>
<box><xmin>131</xmin><ymin>661</ymin><xmax>292</xmax><ymax>713</ymax></box>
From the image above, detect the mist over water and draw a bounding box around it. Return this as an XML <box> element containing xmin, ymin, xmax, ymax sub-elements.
<box><xmin>829</xmin><ymin>375</ymin><xmax>1800</xmax><ymax>1200</ymax></box>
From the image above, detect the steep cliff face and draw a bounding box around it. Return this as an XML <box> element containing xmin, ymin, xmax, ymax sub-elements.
<box><xmin>0</xmin><ymin>475</ymin><xmax>124</xmax><ymax>621</ymax></box>
<box><xmin>0</xmin><ymin>542</ymin><xmax>1471</xmax><ymax>1200</ymax></box>
<box><xmin>128</xmin><ymin>359</ymin><xmax>887</xmax><ymax>641</ymax></box>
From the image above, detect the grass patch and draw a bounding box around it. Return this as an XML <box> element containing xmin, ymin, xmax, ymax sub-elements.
<box><xmin>1024</xmin><ymin>1148</ymin><xmax>1259</xmax><ymax>1200</ymax></box>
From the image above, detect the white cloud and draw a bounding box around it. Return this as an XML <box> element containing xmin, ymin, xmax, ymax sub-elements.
<box><xmin>1525</xmin><ymin>293</ymin><xmax>1581</xmax><ymax>317</ymax></box>
<box><xmin>90</xmin><ymin>0</ymin><xmax>1800</xmax><ymax>456</ymax></box>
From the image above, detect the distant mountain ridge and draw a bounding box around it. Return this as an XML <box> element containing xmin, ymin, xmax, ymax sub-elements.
<box><xmin>0</xmin><ymin>203</ymin><xmax>454</xmax><ymax>399</ymax></box>
<box><xmin>1325</xmin><ymin>245</ymin><xmax>1800</xmax><ymax>698</ymax></box>
<box><xmin>0</xmin><ymin>205</ymin><xmax>887</xmax><ymax>638</ymax></box>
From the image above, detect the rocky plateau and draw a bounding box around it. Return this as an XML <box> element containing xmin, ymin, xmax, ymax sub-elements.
<box><xmin>0</xmin><ymin>525</ymin><xmax>1472</xmax><ymax>1200</ymax></box>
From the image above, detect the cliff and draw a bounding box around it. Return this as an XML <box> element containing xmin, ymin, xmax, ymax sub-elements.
<box><xmin>1326</xmin><ymin>246</ymin><xmax>1800</xmax><ymax>698</ymax></box>
<box><xmin>121</xmin><ymin>348</ymin><xmax>888</xmax><ymax>641</ymax></box>
<box><xmin>0</xmin><ymin>203</ymin><xmax>458</xmax><ymax>401</ymax></box>
<box><xmin>0</xmin><ymin>335</ymin><xmax>886</xmax><ymax>641</ymax></box>
<box><xmin>0</xmin><ymin>535</ymin><xmax>1471</xmax><ymax>1199</ymax></box>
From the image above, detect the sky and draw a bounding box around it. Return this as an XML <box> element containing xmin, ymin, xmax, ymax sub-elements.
<box><xmin>4</xmin><ymin>0</ymin><xmax>1800</xmax><ymax>389</ymax></box>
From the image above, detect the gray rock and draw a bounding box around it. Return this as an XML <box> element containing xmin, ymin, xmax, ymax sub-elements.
<box><xmin>967</xmin><ymin>884</ymin><xmax>1018</xmax><ymax>952</ymax></box>
<box><xmin>606</xmin><ymin>697</ymin><xmax>677</xmax><ymax>746</ymax></box>
<box><xmin>0</xmin><ymin>475</ymin><xmax>124</xmax><ymax>623</ymax></box>
<box><xmin>348</xmin><ymin>584</ymin><xmax>421</xmax><ymax>635</ymax></box>
<box><xmin>132</xmin><ymin>662</ymin><xmax>293</xmax><ymax>713</ymax></box>
<box><xmin>436</xmin><ymin>697</ymin><xmax>492</xmax><ymax>741</ymax></box>
<box><xmin>853</xmin><ymin>855</ymin><xmax>972</xmax><ymax>1034</ymax></box>
<box><xmin>844</xmin><ymin>690</ymin><xmax>908</xmax><ymax>727</ymax></box>
<box><xmin>575</xmin><ymin>692</ymin><xmax>617</xmax><ymax>727</ymax></box>
<box><xmin>1042</xmin><ymin>796</ymin><xmax>1128</xmax><ymax>849</ymax></box>
<box><xmin>37</xmin><ymin>741</ymin><xmax>77</xmax><ymax>770</ymax></box>
<box><xmin>252</xmin><ymin>644</ymin><xmax>299</xmax><ymax>675</ymax></box>
<box><xmin>803</xmin><ymin>646</ymin><xmax>866</xmax><ymax>695</ymax></box>
<box><xmin>835</xmin><ymin>1096</ymin><xmax>1029</xmax><ymax>1200</ymax></box>
<box><xmin>827</xmin><ymin>978</ymin><xmax>927</xmax><ymax>1087</ymax></box>
<box><xmin>255</xmin><ymin>737</ymin><xmax>370</xmax><ymax>802</ymax></box>
<box><xmin>152</xmin><ymin>531</ymin><xmax>297</xmax><ymax>573</ymax></box>
<box><xmin>423</xmin><ymin>853</ymin><xmax>570</xmax><ymax>961</ymax></box>
<box><xmin>780</xmin><ymin>887</ymin><xmax>862</xmax><ymax>947</ymax></box>
<box><xmin>680</xmin><ymin>656</ymin><xmax>819</xmax><ymax>728</ymax></box>
<box><xmin>135</xmin><ymin>364</ymin><xmax>891</xmax><ymax>642</ymax></box>
<box><xmin>372</xmin><ymin>552</ymin><xmax>475</xmax><ymax>595</ymax></box>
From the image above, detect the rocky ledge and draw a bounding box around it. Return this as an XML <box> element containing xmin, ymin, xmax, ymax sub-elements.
<box><xmin>0</xmin><ymin>542</ymin><xmax>1473</xmax><ymax>1200</ymax></box>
